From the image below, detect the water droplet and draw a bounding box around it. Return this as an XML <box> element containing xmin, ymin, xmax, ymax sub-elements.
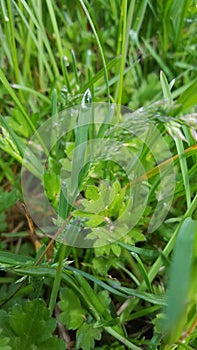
<box><xmin>129</xmin><ymin>29</ymin><xmax>138</xmax><ymax>42</ymax></box>
<box><xmin>81</xmin><ymin>88</ymin><xmax>92</xmax><ymax>108</ymax></box>
<box><xmin>70</xmin><ymin>108</ymin><xmax>77</xmax><ymax>117</ymax></box>
<box><xmin>61</xmin><ymin>86</ymin><xmax>68</xmax><ymax>94</ymax></box>
<box><xmin>63</xmin><ymin>56</ymin><xmax>69</xmax><ymax>67</ymax></box>
<box><xmin>62</xmin><ymin>180</ymin><xmax>67</xmax><ymax>186</ymax></box>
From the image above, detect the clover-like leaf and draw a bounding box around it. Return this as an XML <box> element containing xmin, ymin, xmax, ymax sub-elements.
<box><xmin>0</xmin><ymin>329</ymin><xmax>11</xmax><ymax>350</ymax></box>
<box><xmin>76</xmin><ymin>323</ymin><xmax>102</xmax><ymax>350</ymax></box>
<box><xmin>0</xmin><ymin>300</ymin><xmax>65</xmax><ymax>350</ymax></box>
<box><xmin>58</xmin><ymin>288</ymin><xmax>85</xmax><ymax>330</ymax></box>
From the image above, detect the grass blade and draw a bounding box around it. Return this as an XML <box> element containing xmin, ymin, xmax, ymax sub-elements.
<box><xmin>0</xmin><ymin>69</ymin><xmax>35</xmax><ymax>134</ymax></box>
<box><xmin>71</xmin><ymin>49</ymin><xmax>80</xmax><ymax>90</ymax></box>
<box><xmin>160</xmin><ymin>70</ymin><xmax>173</xmax><ymax>103</ymax></box>
<box><xmin>175</xmin><ymin>137</ymin><xmax>191</xmax><ymax>209</ymax></box>
<box><xmin>178</xmin><ymin>77</ymin><xmax>197</xmax><ymax>111</ymax></box>
<box><xmin>171</xmin><ymin>0</ymin><xmax>191</xmax><ymax>46</ymax></box>
<box><xmin>46</xmin><ymin>0</ymin><xmax>71</xmax><ymax>92</ymax></box>
<box><xmin>164</xmin><ymin>218</ymin><xmax>197</xmax><ymax>343</ymax></box>
<box><xmin>70</xmin><ymin>91</ymin><xmax>91</xmax><ymax>199</ymax></box>
<box><xmin>133</xmin><ymin>0</ymin><xmax>148</xmax><ymax>35</ymax></box>
<box><xmin>0</xmin><ymin>115</ymin><xmax>24</xmax><ymax>158</ymax></box>
<box><xmin>79</xmin><ymin>0</ymin><xmax>110</xmax><ymax>102</ymax></box>
<box><xmin>11</xmin><ymin>84</ymin><xmax>50</xmax><ymax>104</ymax></box>
<box><xmin>143</xmin><ymin>38</ymin><xmax>173</xmax><ymax>79</ymax></box>
<box><xmin>12</xmin><ymin>0</ymin><xmax>54</xmax><ymax>81</ymax></box>
<box><xmin>131</xmin><ymin>252</ymin><xmax>153</xmax><ymax>293</ymax></box>
<box><xmin>21</xmin><ymin>0</ymin><xmax>60</xmax><ymax>78</ymax></box>
<box><xmin>6</xmin><ymin>0</ymin><xmax>23</xmax><ymax>100</ymax></box>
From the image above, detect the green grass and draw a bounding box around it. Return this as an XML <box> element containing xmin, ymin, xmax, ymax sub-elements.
<box><xmin>0</xmin><ymin>1</ymin><xmax>197</xmax><ymax>349</ymax></box>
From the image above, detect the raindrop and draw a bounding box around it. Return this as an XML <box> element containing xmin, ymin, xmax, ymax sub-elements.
<box><xmin>63</xmin><ymin>56</ymin><xmax>69</xmax><ymax>67</ymax></box>
<box><xmin>62</xmin><ymin>180</ymin><xmax>67</xmax><ymax>187</ymax></box>
<box><xmin>129</xmin><ymin>29</ymin><xmax>138</xmax><ymax>42</ymax></box>
<box><xmin>61</xmin><ymin>86</ymin><xmax>68</xmax><ymax>94</ymax></box>
<box><xmin>81</xmin><ymin>88</ymin><xmax>92</xmax><ymax>108</ymax></box>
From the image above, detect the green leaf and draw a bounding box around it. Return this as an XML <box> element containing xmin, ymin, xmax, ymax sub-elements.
<box><xmin>36</xmin><ymin>337</ymin><xmax>65</xmax><ymax>350</ymax></box>
<box><xmin>94</xmin><ymin>245</ymin><xmax>111</xmax><ymax>257</ymax></box>
<box><xmin>73</xmin><ymin>210</ymin><xmax>95</xmax><ymax>218</ymax></box>
<box><xmin>92</xmin><ymin>257</ymin><xmax>112</xmax><ymax>275</ymax></box>
<box><xmin>97</xmin><ymin>290</ymin><xmax>111</xmax><ymax>309</ymax></box>
<box><xmin>0</xmin><ymin>213</ymin><xmax>8</xmax><ymax>233</ymax></box>
<box><xmin>0</xmin><ymin>69</ymin><xmax>35</xmax><ymax>135</ymax></box>
<box><xmin>0</xmin><ymin>189</ymin><xmax>18</xmax><ymax>214</ymax></box>
<box><xmin>106</xmin><ymin>279</ymin><xmax>166</xmax><ymax>306</ymax></box>
<box><xmin>9</xmin><ymin>302</ymin><xmax>55</xmax><ymax>342</ymax></box>
<box><xmin>0</xmin><ymin>300</ymin><xmax>65</xmax><ymax>350</ymax></box>
<box><xmin>160</xmin><ymin>70</ymin><xmax>173</xmax><ymax>103</ymax></box>
<box><xmin>111</xmin><ymin>243</ymin><xmax>121</xmax><ymax>257</ymax></box>
<box><xmin>164</xmin><ymin>218</ymin><xmax>197</xmax><ymax>343</ymax></box>
<box><xmin>76</xmin><ymin>323</ymin><xmax>102</xmax><ymax>350</ymax></box>
<box><xmin>0</xmin><ymin>329</ymin><xmax>11</xmax><ymax>350</ymax></box>
<box><xmin>171</xmin><ymin>0</ymin><xmax>191</xmax><ymax>45</ymax></box>
<box><xmin>108</xmin><ymin>183</ymin><xmax>126</xmax><ymax>218</ymax></box>
<box><xmin>0</xmin><ymin>116</ymin><xmax>25</xmax><ymax>159</ymax></box>
<box><xmin>121</xmin><ymin>228</ymin><xmax>146</xmax><ymax>245</ymax></box>
<box><xmin>118</xmin><ymin>242</ymin><xmax>157</xmax><ymax>258</ymax></box>
<box><xmin>70</xmin><ymin>105</ymin><xmax>90</xmax><ymax>197</ymax></box>
<box><xmin>85</xmin><ymin>185</ymin><xmax>99</xmax><ymax>200</ymax></box>
<box><xmin>82</xmin><ymin>181</ymin><xmax>115</xmax><ymax>214</ymax></box>
<box><xmin>143</xmin><ymin>39</ymin><xmax>173</xmax><ymax>78</ymax></box>
<box><xmin>43</xmin><ymin>171</ymin><xmax>60</xmax><ymax>207</ymax></box>
<box><xmin>10</xmin><ymin>337</ymin><xmax>65</xmax><ymax>350</ymax></box>
<box><xmin>0</xmin><ymin>251</ymin><xmax>33</xmax><ymax>267</ymax></box>
<box><xmin>86</xmin><ymin>214</ymin><xmax>105</xmax><ymax>228</ymax></box>
<box><xmin>58</xmin><ymin>288</ymin><xmax>85</xmax><ymax>330</ymax></box>
<box><xmin>178</xmin><ymin>78</ymin><xmax>197</xmax><ymax>111</ymax></box>
<box><xmin>131</xmin><ymin>252</ymin><xmax>153</xmax><ymax>293</ymax></box>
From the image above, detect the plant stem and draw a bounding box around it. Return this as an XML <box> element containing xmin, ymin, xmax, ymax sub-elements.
<box><xmin>0</xmin><ymin>215</ymin><xmax>71</xmax><ymax>307</ymax></box>
<box><xmin>6</xmin><ymin>0</ymin><xmax>23</xmax><ymax>101</ymax></box>
<box><xmin>79</xmin><ymin>0</ymin><xmax>110</xmax><ymax>103</ymax></box>
<box><xmin>121</xmin><ymin>192</ymin><xmax>197</xmax><ymax>320</ymax></box>
<box><xmin>49</xmin><ymin>243</ymin><xmax>67</xmax><ymax>316</ymax></box>
<box><xmin>116</xmin><ymin>0</ymin><xmax>128</xmax><ymax>107</ymax></box>
<box><xmin>148</xmin><ymin>192</ymin><xmax>197</xmax><ymax>283</ymax></box>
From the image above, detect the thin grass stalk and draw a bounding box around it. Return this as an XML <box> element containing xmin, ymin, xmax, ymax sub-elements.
<box><xmin>45</xmin><ymin>0</ymin><xmax>71</xmax><ymax>93</ymax></box>
<box><xmin>21</xmin><ymin>0</ymin><xmax>60</xmax><ymax>79</ymax></box>
<box><xmin>175</xmin><ymin>137</ymin><xmax>191</xmax><ymax>208</ymax></box>
<box><xmin>79</xmin><ymin>0</ymin><xmax>110</xmax><ymax>103</ymax></box>
<box><xmin>48</xmin><ymin>243</ymin><xmax>67</xmax><ymax>316</ymax></box>
<box><xmin>36</xmin><ymin>0</ymin><xmax>44</xmax><ymax>91</ymax></box>
<box><xmin>12</xmin><ymin>0</ymin><xmax>54</xmax><ymax>81</ymax></box>
<box><xmin>133</xmin><ymin>0</ymin><xmax>148</xmax><ymax>35</ymax></box>
<box><xmin>115</xmin><ymin>0</ymin><xmax>127</xmax><ymax>107</ymax></box>
<box><xmin>23</xmin><ymin>18</ymin><xmax>34</xmax><ymax>83</ymax></box>
<box><xmin>6</xmin><ymin>0</ymin><xmax>23</xmax><ymax>101</ymax></box>
<box><xmin>121</xmin><ymin>183</ymin><xmax>197</xmax><ymax>321</ymax></box>
<box><xmin>71</xmin><ymin>49</ymin><xmax>80</xmax><ymax>90</ymax></box>
<box><xmin>148</xmin><ymin>192</ymin><xmax>197</xmax><ymax>282</ymax></box>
